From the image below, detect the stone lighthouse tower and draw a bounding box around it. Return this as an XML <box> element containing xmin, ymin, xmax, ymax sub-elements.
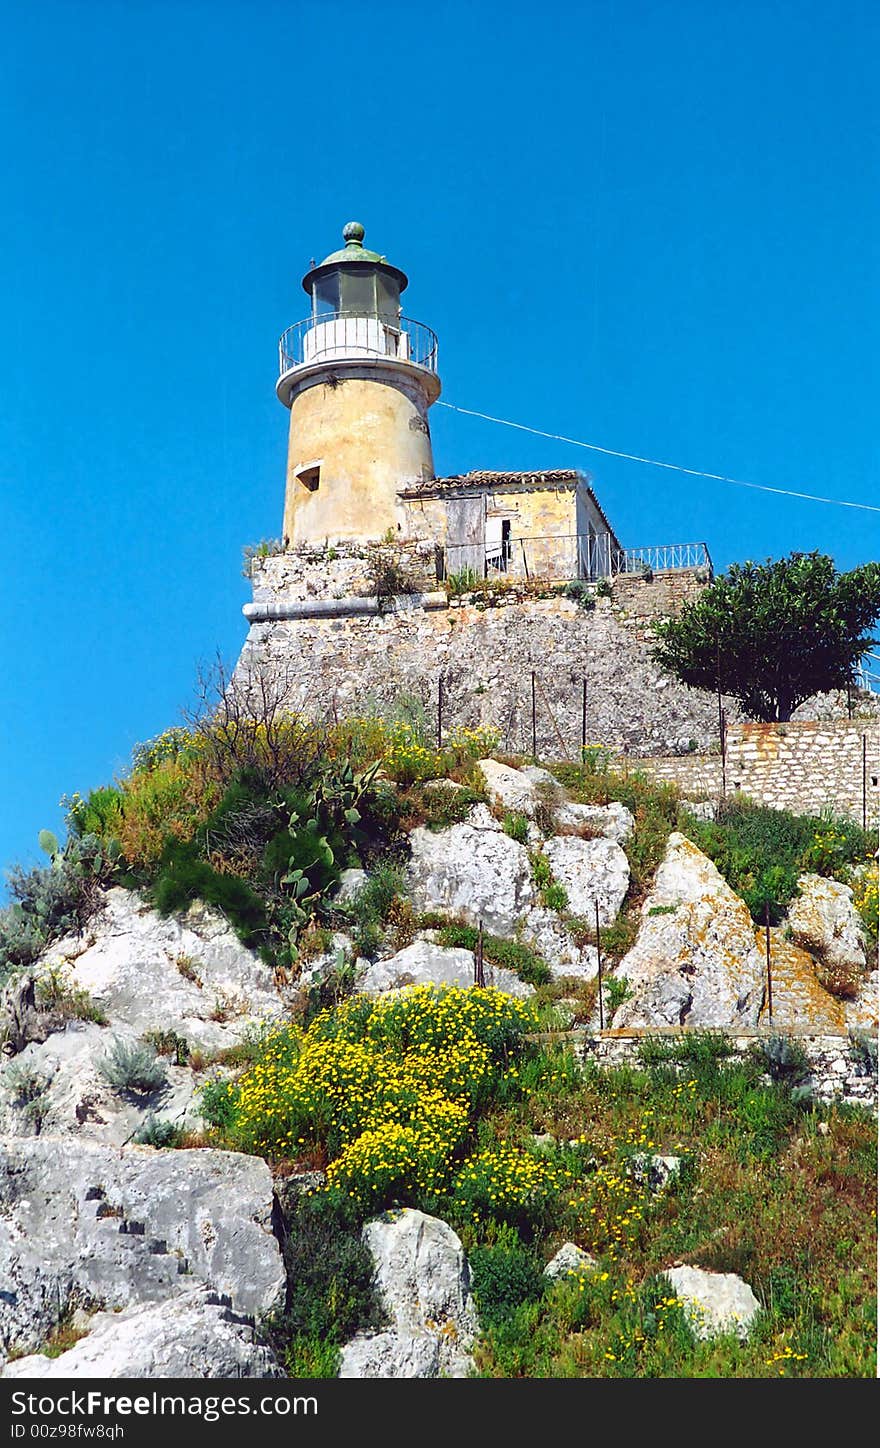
<box><xmin>276</xmin><ymin>222</ymin><xmax>441</xmax><ymax>547</ymax></box>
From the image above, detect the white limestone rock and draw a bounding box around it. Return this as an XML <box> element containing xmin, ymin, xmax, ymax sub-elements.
<box><xmin>786</xmin><ymin>875</ymin><xmax>867</xmax><ymax>976</ymax></box>
<box><xmin>0</xmin><ymin>1137</ymin><xmax>285</xmax><ymax>1361</ymax></box>
<box><xmin>476</xmin><ymin>759</ymin><xmax>560</xmax><ymax>819</ymax></box>
<box><xmin>1</xmin><ymin>1290</ymin><xmax>281</xmax><ymax>1379</ymax></box>
<box><xmin>41</xmin><ymin>887</ymin><xmax>284</xmax><ymax>1054</ymax></box>
<box><xmin>552</xmin><ymin>801</ymin><xmax>634</xmax><ymax>844</ymax></box>
<box><xmin>611</xmin><ymin>833</ymin><xmax>765</xmax><ymax>1029</ymax></box>
<box><xmin>845</xmin><ymin>970</ymin><xmax>879</xmax><ymax>1033</ymax></box>
<box><xmin>539</xmin><ymin>836</ymin><xmax>630</xmax><ymax>925</ymax></box>
<box><xmin>521</xmin><ymin>907</ymin><xmax>598</xmax><ymax>980</ymax></box>
<box><xmin>333</xmin><ymin>868</ymin><xmax>370</xmax><ymax>906</ymax></box>
<box><xmin>544</xmin><ymin>1243</ymin><xmax>597</xmax><ymax>1281</ymax></box>
<box><xmin>0</xmin><ymin>1022</ymin><xmax>203</xmax><ymax>1146</ymax></box>
<box><xmin>356</xmin><ymin>941</ymin><xmax>531</xmax><ymax>998</ymax></box>
<box><xmin>407</xmin><ymin>824</ymin><xmax>536</xmax><ymax>937</ymax></box>
<box><xmin>339</xmin><ymin>1208</ymin><xmax>479</xmax><ymax>1379</ymax></box>
<box><xmin>628</xmin><ymin>1153</ymin><xmax>683</xmax><ymax>1190</ymax></box>
<box><xmin>663</xmin><ymin>1265</ymin><xmax>761</xmax><ymax>1341</ymax></box>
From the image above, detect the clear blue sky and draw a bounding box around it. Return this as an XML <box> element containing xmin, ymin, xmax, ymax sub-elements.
<box><xmin>1</xmin><ymin>0</ymin><xmax>877</xmax><ymax>887</ymax></box>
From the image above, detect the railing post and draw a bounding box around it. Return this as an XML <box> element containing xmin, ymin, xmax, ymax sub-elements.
<box><xmin>595</xmin><ymin>899</ymin><xmax>604</xmax><ymax>1031</ymax></box>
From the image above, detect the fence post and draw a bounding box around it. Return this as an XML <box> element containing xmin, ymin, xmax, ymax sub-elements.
<box><xmin>863</xmin><ymin>733</ymin><xmax>868</xmax><ymax>831</ymax></box>
<box><xmin>475</xmin><ymin>920</ymin><xmax>485</xmax><ymax>988</ymax></box>
<box><xmin>595</xmin><ymin>899</ymin><xmax>604</xmax><ymax>1031</ymax></box>
<box><xmin>437</xmin><ymin>675</ymin><xmax>443</xmax><ymax>747</ymax></box>
<box><xmin>764</xmin><ymin>900</ymin><xmax>773</xmax><ymax>1025</ymax></box>
<box><xmin>531</xmin><ymin>672</ymin><xmax>537</xmax><ymax>760</ymax></box>
<box><xmin>581</xmin><ymin>676</ymin><xmax>587</xmax><ymax>762</ymax></box>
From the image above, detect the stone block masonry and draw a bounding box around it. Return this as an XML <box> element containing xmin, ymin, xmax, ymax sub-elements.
<box><xmin>236</xmin><ymin>590</ymin><xmax>732</xmax><ymax>760</ymax></box>
<box><xmin>629</xmin><ymin>720</ymin><xmax>880</xmax><ymax>827</ymax></box>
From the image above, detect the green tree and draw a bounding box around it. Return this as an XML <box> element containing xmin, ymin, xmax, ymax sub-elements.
<box><xmin>651</xmin><ymin>551</ymin><xmax>880</xmax><ymax>721</ymax></box>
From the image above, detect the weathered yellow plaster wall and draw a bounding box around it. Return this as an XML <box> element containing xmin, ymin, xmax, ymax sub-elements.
<box><xmin>283</xmin><ymin>375</ymin><xmax>435</xmax><ymax>545</ymax></box>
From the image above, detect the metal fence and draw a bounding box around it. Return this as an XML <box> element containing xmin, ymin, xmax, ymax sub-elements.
<box><xmin>443</xmin><ymin>533</ymin><xmax>712</xmax><ymax>583</ymax></box>
<box><xmin>278</xmin><ymin>312</ymin><xmax>439</xmax><ymax>375</ymax></box>
<box><xmin>855</xmin><ymin>651</ymin><xmax>880</xmax><ymax>694</ymax></box>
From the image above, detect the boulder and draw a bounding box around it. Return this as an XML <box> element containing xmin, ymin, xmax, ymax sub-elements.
<box><xmin>0</xmin><ymin>1137</ymin><xmax>285</xmax><ymax>1361</ymax></box>
<box><xmin>1</xmin><ymin>1289</ymin><xmax>281</xmax><ymax>1379</ymax></box>
<box><xmin>356</xmin><ymin>941</ymin><xmax>531</xmax><ymax>998</ymax></box>
<box><xmin>786</xmin><ymin>875</ymin><xmax>867</xmax><ymax>978</ymax></box>
<box><xmin>663</xmin><ymin>1265</ymin><xmax>761</xmax><ymax>1341</ymax></box>
<box><xmin>628</xmin><ymin>1153</ymin><xmax>683</xmax><ymax>1190</ymax></box>
<box><xmin>339</xmin><ymin>1208</ymin><xmax>478</xmax><ymax>1379</ymax></box>
<box><xmin>407</xmin><ymin>824</ymin><xmax>535</xmax><ymax>937</ymax></box>
<box><xmin>539</xmin><ymin>836</ymin><xmax>630</xmax><ymax>925</ymax></box>
<box><xmin>544</xmin><ymin>1243</ymin><xmax>597</xmax><ymax>1281</ymax></box>
<box><xmin>552</xmin><ymin>801</ymin><xmax>634</xmax><ymax>844</ymax></box>
<box><xmin>611</xmin><ymin>834</ymin><xmax>765</xmax><ymax>1029</ymax></box>
<box><xmin>41</xmin><ymin>887</ymin><xmax>285</xmax><ymax>1054</ymax></box>
<box><xmin>476</xmin><ymin>760</ymin><xmax>559</xmax><ymax>819</ymax></box>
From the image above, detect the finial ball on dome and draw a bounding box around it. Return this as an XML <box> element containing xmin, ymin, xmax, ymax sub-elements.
<box><xmin>343</xmin><ymin>221</ymin><xmax>365</xmax><ymax>244</ymax></box>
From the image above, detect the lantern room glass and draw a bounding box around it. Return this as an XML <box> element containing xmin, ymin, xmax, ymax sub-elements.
<box><xmin>311</xmin><ymin>268</ymin><xmax>401</xmax><ymax>324</ymax></box>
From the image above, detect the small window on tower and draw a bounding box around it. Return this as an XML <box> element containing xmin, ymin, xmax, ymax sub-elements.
<box><xmin>296</xmin><ymin>463</ymin><xmax>321</xmax><ymax>492</ymax></box>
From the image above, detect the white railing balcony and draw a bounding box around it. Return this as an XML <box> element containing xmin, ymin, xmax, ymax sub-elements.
<box><xmin>279</xmin><ymin>312</ymin><xmax>439</xmax><ymax>376</ymax></box>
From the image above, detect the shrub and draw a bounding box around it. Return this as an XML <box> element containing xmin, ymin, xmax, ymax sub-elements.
<box><xmin>151</xmin><ymin>842</ymin><xmax>268</xmax><ymax>946</ymax></box>
<box><xmin>686</xmin><ymin>798</ymin><xmax>873</xmax><ymax>924</ymax></box>
<box><xmin>602</xmin><ymin>974</ymin><xmax>632</xmax><ymax>1017</ymax></box>
<box><xmin>133</xmin><ymin>1117</ymin><xmax>185</xmax><ymax>1148</ymax></box>
<box><xmin>143</xmin><ymin>1028</ymin><xmax>190</xmax><ymax>1065</ymax></box>
<box><xmin>208</xmin><ymin>987</ymin><xmax>535</xmax><ymax>1210</ymax></box>
<box><xmin>446</xmin><ymin>567</ymin><xmax>479</xmax><ymax>597</ymax></box>
<box><xmin>754</xmin><ymin>1034</ymin><xmax>810</xmax><ymax>1085</ymax></box>
<box><xmin>563</xmin><ymin>581</ymin><xmax>596</xmax><ymax>612</ymax></box>
<box><xmin>469</xmin><ymin>1229</ymin><xmax>547</xmax><ymax>1327</ymax></box>
<box><xmin>98</xmin><ymin>1039</ymin><xmax>167</xmax><ymax>1096</ymax></box>
<box><xmin>1</xmin><ymin>834</ymin><xmax>116</xmax><ymax>978</ymax></box>
<box><xmin>453</xmin><ymin>1144</ymin><xmax>567</xmax><ymax>1233</ymax></box>
<box><xmin>263</xmin><ymin>1192</ymin><xmax>385</xmax><ymax>1377</ymax></box>
<box><xmin>117</xmin><ymin>757</ymin><xmax>219</xmax><ymax>868</ymax></box>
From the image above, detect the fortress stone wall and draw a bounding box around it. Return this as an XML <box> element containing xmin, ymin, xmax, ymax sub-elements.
<box><xmin>236</xmin><ymin>550</ymin><xmax>879</xmax><ymax>823</ymax></box>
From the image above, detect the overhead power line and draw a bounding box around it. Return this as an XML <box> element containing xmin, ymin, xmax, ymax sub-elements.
<box><xmin>436</xmin><ymin>400</ymin><xmax>880</xmax><ymax>515</ymax></box>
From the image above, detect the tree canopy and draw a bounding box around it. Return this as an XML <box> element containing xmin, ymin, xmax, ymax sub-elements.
<box><xmin>651</xmin><ymin>551</ymin><xmax>880</xmax><ymax>721</ymax></box>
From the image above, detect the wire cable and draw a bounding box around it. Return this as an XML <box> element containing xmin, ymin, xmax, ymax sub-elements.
<box><xmin>436</xmin><ymin>400</ymin><xmax>880</xmax><ymax>515</ymax></box>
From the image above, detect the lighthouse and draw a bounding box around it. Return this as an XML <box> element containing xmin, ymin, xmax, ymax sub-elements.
<box><xmin>276</xmin><ymin>222</ymin><xmax>441</xmax><ymax>547</ymax></box>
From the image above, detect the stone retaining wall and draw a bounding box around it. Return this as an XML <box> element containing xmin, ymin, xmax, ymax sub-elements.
<box><xmin>628</xmin><ymin>720</ymin><xmax>880</xmax><ymax>826</ymax></box>
<box><xmin>236</xmin><ymin>592</ymin><xmax>733</xmax><ymax>758</ymax></box>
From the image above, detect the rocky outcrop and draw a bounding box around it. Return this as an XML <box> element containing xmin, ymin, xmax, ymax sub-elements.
<box><xmin>540</xmin><ymin>835</ymin><xmax>630</xmax><ymax>925</ymax></box>
<box><xmin>407</xmin><ymin>822</ymin><xmax>535</xmax><ymax>937</ymax></box>
<box><xmin>521</xmin><ymin>907</ymin><xmax>597</xmax><ymax>980</ymax></box>
<box><xmin>0</xmin><ymin>1022</ymin><xmax>204</xmax><ymax>1145</ymax></box>
<box><xmin>786</xmin><ymin>875</ymin><xmax>867</xmax><ymax>982</ymax></box>
<box><xmin>756</xmin><ymin>931</ymin><xmax>846</xmax><ymax>1032</ymax></box>
<box><xmin>339</xmin><ymin>1209</ymin><xmax>479</xmax><ymax>1379</ymax></box>
<box><xmin>2</xmin><ymin>1290</ymin><xmax>281</xmax><ymax>1379</ymax></box>
<box><xmin>611</xmin><ymin>834</ymin><xmax>765</xmax><ymax>1029</ymax></box>
<box><xmin>356</xmin><ymin>940</ymin><xmax>532</xmax><ymax>998</ymax></box>
<box><xmin>663</xmin><ymin>1265</ymin><xmax>761</xmax><ymax>1341</ymax></box>
<box><xmin>0</xmin><ymin>1138</ymin><xmax>285</xmax><ymax>1363</ymax></box>
<box><xmin>42</xmin><ymin>888</ymin><xmax>285</xmax><ymax>1055</ymax></box>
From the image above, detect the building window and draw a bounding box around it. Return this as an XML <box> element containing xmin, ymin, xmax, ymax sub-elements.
<box><xmin>296</xmin><ymin>464</ymin><xmax>321</xmax><ymax>492</ymax></box>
